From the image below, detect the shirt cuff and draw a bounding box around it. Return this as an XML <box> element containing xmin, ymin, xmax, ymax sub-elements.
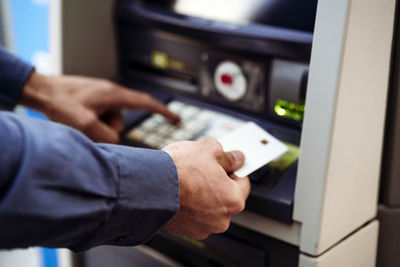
<box><xmin>81</xmin><ymin>145</ymin><xmax>179</xmax><ymax>250</ymax></box>
<box><xmin>0</xmin><ymin>47</ymin><xmax>34</xmax><ymax>110</ymax></box>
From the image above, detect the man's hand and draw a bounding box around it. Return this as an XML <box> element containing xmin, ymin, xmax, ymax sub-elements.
<box><xmin>162</xmin><ymin>139</ymin><xmax>251</xmax><ymax>240</ymax></box>
<box><xmin>20</xmin><ymin>71</ymin><xmax>180</xmax><ymax>143</ymax></box>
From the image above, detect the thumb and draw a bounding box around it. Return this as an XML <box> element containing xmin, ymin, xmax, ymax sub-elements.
<box><xmin>217</xmin><ymin>150</ymin><xmax>245</xmax><ymax>174</ymax></box>
<box><xmin>84</xmin><ymin>119</ymin><xmax>120</xmax><ymax>144</ymax></box>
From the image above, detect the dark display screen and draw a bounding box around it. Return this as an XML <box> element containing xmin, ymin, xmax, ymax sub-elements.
<box><xmin>141</xmin><ymin>0</ymin><xmax>318</xmax><ymax>33</ymax></box>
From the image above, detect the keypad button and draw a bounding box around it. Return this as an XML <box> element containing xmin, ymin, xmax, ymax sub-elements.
<box><xmin>128</xmin><ymin>100</ymin><xmax>245</xmax><ymax>148</ymax></box>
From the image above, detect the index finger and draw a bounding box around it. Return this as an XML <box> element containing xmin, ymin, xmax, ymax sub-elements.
<box><xmin>109</xmin><ymin>86</ymin><xmax>180</xmax><ymax>123</ymax></box>
<box><xmin>230</xmin><ymin>175</ymin><xmax>251</xmax><ymax>200</ymax></box>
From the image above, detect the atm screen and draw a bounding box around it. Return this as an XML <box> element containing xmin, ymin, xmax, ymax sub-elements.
<box><xmin>141</xmin><ymin>0</ymin><xmax>318</xmax><ymax>33</ymax></box>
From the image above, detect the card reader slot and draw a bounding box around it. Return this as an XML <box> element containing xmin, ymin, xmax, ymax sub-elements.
<box><xmin>129</xmin><ymin>61</ymin><xmax>198</xmax><ymax>85</ymax></box>
<box><xmin>126</xmin><ymin>65</ymin><xmax>198</xmax><ymax>94</ymax></box>
<box><xmin>249</xmin><ymin>166</ymin><xmax>272</xmax><ymax>184</ymax></box>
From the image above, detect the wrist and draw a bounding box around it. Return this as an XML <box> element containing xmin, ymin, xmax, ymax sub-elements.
<box><xmin>20</xmin><ymin>71</ymin><xmax>54</xmax><ymax>113</ymax></box>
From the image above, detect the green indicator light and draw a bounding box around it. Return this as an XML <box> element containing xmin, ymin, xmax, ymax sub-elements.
<box><xmin>274</xmin><ymin>99</ymin><xmax>305</xmax><ymax>121</ymax></box>
<box><xmin>151</xmin><ymin>51</ymin><xmax>169</xmax><ymax>69</ymax></box>
<box><xmin>275</xmin><ymin>106</ymin><xmax>286</xmax><ymax>116</ymax></box>
<box><xmin>293</xmin><ymin>114</ymin><xmax>301</xmax><ymax>121</ymax></box>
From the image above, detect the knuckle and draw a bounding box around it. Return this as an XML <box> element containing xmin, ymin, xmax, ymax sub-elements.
<box><xmin>237</xmin><ymin>200</ymin><xmax>246</xmax><ymax>213</ymax></box>
<box><xmin>203</xmin><ymin>138</ymin><xmax>218</xmax><ymax>146</ymax></box>
<box><xmin>108</xmin><ymin>133</ymin><xmax>120</xmax><ymax>144</ymax></box>
<box><xmin>140</xmin><ymin>92</ymin><xmax>153</xmax><ymax>101</ymax></box>
<box><xmin>106</xmin><ymin>80</ymin><xmax>117</xmax><ymax>89</ymax></box>
<box><xmin>79</xmin><ymin>113</ymin><xmax>97</xmax><ymax>130</ymax></box>
<box><xmin>193</xmin><ymin>232</ymin><xmax>209</xmax><ymax>240</ymax></box>
<box><xmin>228</xmin><ymin>194</ymin><xmax>246</xmax><ymax>215</ymax></box>
<box><xmin>216</xmin><ymin>220</ymin><xmax>230</xmax><ymax>233</ymax></box>
<box><xmin>203</xmin><ymin>138</ymin><xmax>223</xmax><ymax>153</ymax></box>
<box><xmin>100</xmin><ymin>80</ymin><xmax>116</xmax><ymax>93</ymax></box>
<box><xmin>233</xmin><ymin>199</ymin><xmax>246</xmax><ymax>214</ymax></box>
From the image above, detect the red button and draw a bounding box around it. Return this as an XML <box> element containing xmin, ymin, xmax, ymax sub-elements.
<box><xmin>221</xmin><ymin>74</ymin><xmax>233</xmax><ymax>85</ymax></box>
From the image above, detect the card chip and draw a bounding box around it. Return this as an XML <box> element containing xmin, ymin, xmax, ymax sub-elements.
<box><xmin>261</xmin><ymin>139</ymin><xmax>268</xmax><ymax>145</ymax></box>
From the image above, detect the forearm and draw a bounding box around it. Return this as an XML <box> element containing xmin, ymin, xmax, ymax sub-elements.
<box><xmin>0</xmin><ymin>112</ymin><xmax>179</xmax><ymax>251</ymax></box>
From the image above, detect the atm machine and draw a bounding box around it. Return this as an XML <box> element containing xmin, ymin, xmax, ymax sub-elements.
<box><xmin>50</xmin><ymin>0</ymin><xmax>396</xmax><ymax>266</ymax></box>
<box><xmin>376</xmin><ymin>5</ymin><xmax>400</xmax><ymax>267</ymax></box>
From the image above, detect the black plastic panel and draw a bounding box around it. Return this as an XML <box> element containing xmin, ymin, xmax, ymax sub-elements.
<box><xmin>146</xmin><ymin>224</ymin><xmax>299</xmax><ymax>267</ymax></box>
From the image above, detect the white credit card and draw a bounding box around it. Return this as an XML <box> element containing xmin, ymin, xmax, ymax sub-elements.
<box><xmin>218</xmin><ymin>122</ymin><xmax>288</xmax><ymax>177</ymax></box>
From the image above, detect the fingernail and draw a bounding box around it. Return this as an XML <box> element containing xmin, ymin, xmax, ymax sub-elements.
<box><xmin>231</xmin><ymin>150</ymin><xmax>245</xmax><ymax>164</ymax></box>
<box><xmin>171</xmin><ymin>114</ymin><xmax>181</xmax><ymax>124</ymax></box>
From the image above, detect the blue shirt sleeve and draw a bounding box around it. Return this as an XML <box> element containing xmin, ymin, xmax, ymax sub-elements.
<box><xmin>0</xmin><ymin>47</ymin><xmax>34</xmax><ymax>110</ymax></box>
<box><xmin>0</xmin><ymin>112</ymin><xmax>179</xmax><ymax>252</ymax></box>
